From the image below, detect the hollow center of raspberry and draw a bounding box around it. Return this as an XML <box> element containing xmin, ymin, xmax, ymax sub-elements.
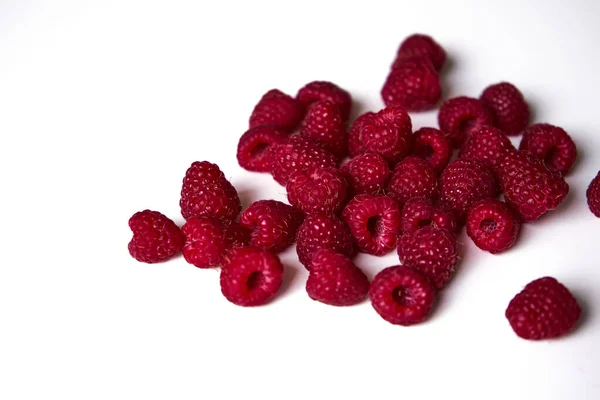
<box><xmin>414</xmin><ymin>145</ymin><xmax>433</xmax><ymax>160</ymax></box>
<box><xmin>418</xmin><ymin>218</ymin><xmax>433</xmax><ymax>228</ymax></box>
<box><xmin>458</xmin><ymin>117</ymin><xmax>477</xmax><ymax>134</ymax></box>
<box><xmin>246</xmin><ymin>271</ymin><xmax>265</xmax><ymax>291</ymax></box>
<box><xmin>367</xmin><ymin>216</ymin><xmax>383</xmax><ymax>237</ymax></box>
<box><xmin>544</xmin><ymin>148</ymin><xmax>558</xmax><ymax>165</ymax></box>
<box><xmin>479</xmin><ymin>219</ymin><xmax>497</xmax><ymax>234</ymax></box>
<box><xmin>250</xmin><ymin>142</ymin><xmax>269</xmax><ymax>158</ymax></box>
<box><xmin>392</xmin><ymin>287</ymin><xmax>414</xmax><ymax>306</ymax></box>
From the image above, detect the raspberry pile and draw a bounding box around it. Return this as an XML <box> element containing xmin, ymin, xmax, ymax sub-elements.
<box><xmin>128</xmin><ymin>34</ymin><xmax>587</xmax><ymax>340</ymax></box>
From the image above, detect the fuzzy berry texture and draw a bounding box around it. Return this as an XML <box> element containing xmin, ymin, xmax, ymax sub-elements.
<box><xmin>586</xmin><ymin>171</ymin><xmax>600</xmax><ymax>217</ymax></box>
<box><xmin>496</xmin><ymin>151</ymin><xmax>569</xmax><ymax>222</ymax></box>
<box><xmin>296</xmin><ymin>213</ymin><xmax>355</xmax><ymax>268</ymax></box>
<box><xmin>220</xmin><ymin>247</ymin><xmax>284</xmax><ymax>307</ymax></box>
<box><xmin>395</xmin><ymin>33</ymin><xmax>446</xmax><ymax>71</ymax></box>
<box><xmin>411</xmin><ymin>127</ymin><xmax>452</xmax><ymax>172</ymax></box>
<box><xmin>286</xmin><ymin>167</ymin><xmax>348</xmax><ymax>215</ymax></box>
<box><xmin>466</xmin><ymin>199</ymin><xmax>520</xmax><ymax>254</ymax></box>
<box><xmin>341</xmin><ymin>152</ymin><xmax>390</xmax><ymax>196</ymax></box>
<box><xmin>519</xmin><ymin>123</ymin><xmax>577</xmax><ymax>175</ymax></box>
<box><xmin>128</xmin><ymin>210</ymin><xmax>184</xmax><ymax>264</ymax></box>
<box><xmin>296</xmin><ymin>81</ymin><xmax>352</xmax><ymax>121</ymax></box>
<box><xmin>306</xmin><ymin>250</ymin><xmax>370</xmax><ymax>306</ymax></box>
<box><xmin>239</xmin><ymin>200</ymin><xmax>304</xmax><ymax>253</ymax></box>
<box><xmin>506</xmin><ymin>277</ymin><xmax>581</xmax><ymax>340</ymax></box>
<box><xmin>300</xmin><ymin>101</ymin><xmax>348</xmax><ymax>158</ymax></box>
<box><xmin>459</xmin><ymin>125</ymin><xmax>515</xmax><ymax>169</ymax></box>
<box><xmin>381</xmin><ymin>57</ymin><xmax>441</xmax><ymax>111</ymax></box>
<box><xmin>180</xmin><ymin>161</ymin><xmax>241</xmax><ymax>222</ymax></box>
<box><xmin>249</xmin><ymin>89</ymin><xmax>304</xmax><ymax>133</ymax></box>
<box><xmin>370</xmin><ymin>266</ymin><xmax>436</xmax><ymax>326</ymax></box>
<box><xmin>237</xmin><ymin>126</ymin><xmax>287</xmax><ymax>172</ymax></box>
<box><xmin>348</xmin><ymin>112</ymin><xmax>375</xmax><ymax>159</ymax></box>
<box><xmin>342</xmin><ymin>194</ymin><xmax>401</xmax><ymax>256</ymax></box>
<box><xmin>386</xmin><ymin>156</ymin><xmax>438</xmax><ymax>207</ymax></box>
<box><xmin>400</xmin><ymin>197</ymin><xmax>457</xmax><ymax>234</ymax></box>
<box><xmin>480</xmin><ymin>82</ymin><xmax>530</xmax><ymax>135</ymax></box>
<box><xmin>438</xmin><ymin>96</ymin><xmax>494</xmax><ymax>147</ymax></box>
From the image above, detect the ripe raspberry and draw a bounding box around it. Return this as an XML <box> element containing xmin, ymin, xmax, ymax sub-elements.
<box><xmin>369</xmin><ymin>265</ymin><xmax>436</xmax><ymax>326</ymax></box>
<box><xmin>586</xmin><ymin>171</ymin><xmax>600</xmax><ymax>217</ymax></box>
<box><xmin>269</xmin><ymin>135</ymin><xmax>338</xmax><ymax>186</ymax></box>
<box><xmin>237</xmin><ymin>126</ymin><xmax>287</xmax><ymax>172</ymax></box>
<box><xmin>296</xmin><ymin>213</ymin><xmax>355</xmax><ymax>268</ymax></box>
<box><xmin>249</xmin><ymin>89</ymin><xmax>304</xmax><ymax>133</ymax></box>
<box><xmin>286</xmin><ymin>167</ymin><xmax>348</xmax><ymax>215</ymax></box>
<box><xmin>296</xmin><ymin>81</ymin><xmax>352</xmax><ymax>121</ymax></box>
<box><xmin>400</xmin><ymin>197</ymin><xmax>457</xmax><ymax>234</ymax></box>
<box><xmin>239</xmin><ymin>200</ymin><xmax>304</xmax><ymax>253</ymax></box>
<box><xmin>466</xmin><ymin>199</ymin><xmax>520</xmax><ymax>254</ymax></box>
<box><xmin>128</xmin><ymin>210</ymin><xmax>184</xmax><ymax>263</ymax></box>
<box><xmin>341</xmin><ymin>153</ymin><xmax>390</xmax><ymax>196</ymax></box>
<box><xmin>347</xmin><ymin>106</ymin><xmax>412</xmax><ymax>164</ymax></box>
<box><xmin>438</xmin><ymin>96</ymin><xmax>494</xmax><ymax>147</ymax></box>
<box><xmin>506</xmin><ymin>277</ymin><xmax>581</xmax><ymax>340</ymax></box>
<box><xmin>220</xmin><ymin>247</ymin><xmax>284</xmax><ymax>307</ymax></box>
<box><xmin>439</xmin><ymin>159</ymin><xmax>499</xmax><ymax>219</ymax></box>
<box><xmin>342</xmin><ymin>194</ymin><xmax>401</xmax><ymax>256</ymax></box>
<box><xmin>386</xmin><ymin>156</ymin><xmax>438</xmax><ymax>207</ymax></box>
<box><xmin>299</xmin><ymin>101</ymin><xmax>348</xmax><ymax>158</ymax></box>
<box><xmin>395</xmin><ymin>34</ymin><xmax>446</xmax><ymax>71</ymax></box>
<box><xmin>496</xmin><ymin>151</ymin><xmax>569</xmax><ymax>222</ymax></box>
<box><xmin>411</xmin><ymin>127</ymin><xmax>451</xmax><ymax>173</ymax></box>
<box><xmin>459</xmin><ymin>125</ymin><xmax>516</xmax><ymax>169</ymax></box>
<box><xmin>306</xmin><ymin>250</ymin><xmax>369</xmax><ymax>306</ymax></box>
<box><xmin>180</xmin><ymin>161</ymin><xmax>241</xmax><ymax>221</ymax></box>
<box><xmin>519</xmin><ymin>123</ymin><xmax>577</xmax><ymax>175</ymax></box>
<box><xmin>381</xmin><ymin>57</ymin><xmax>442</xmax><ymax>111</ymax></box>
<box><xmin>480</xmin><ymin>82</ymin><xmax>530</xmax><ymax>135</ymax></box>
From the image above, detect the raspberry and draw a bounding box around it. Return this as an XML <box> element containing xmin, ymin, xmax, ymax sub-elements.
<box><xmin>395</xmin><ymin>34</ymin><xmax>446</xmax><ymax>71</ymax></box>
<box><xmin>347</xmin><ymin>106</ymin><xmax>412</xmax><ymax>164</ymax></box>
<box><xmin>306</xmin><ymin>250</ymin><xmax>370</xmax><ymax>306</ymax></box>
<box><xmin>519</xmin><ymin>123</ymin><xmax>577</xmax><ymax>174</ymax></box>
<box><xmin>466</xmin><ymin>199</ymin><xmax>520</xmax><ymax>254</ymax></box>
<box><xmin>381</xmin><ymin>57</ymin><xmax>442</xmax><ymax>111</ymax></box>
<box><xmin>237</xmin><ymin>126</ymin><xmax>287</xmax><ymax>172</ymax></box>
<box><xmin>496</xmin><ymin>151</ymin><xmax>569</xmax><ymax>222</ymax></box>
<box><xmin>411</xmin><ymin>127</ymin><xmax>451</xmax><ymax>172</ymax></box>
<box><xmin>180</xmin><ymin>161</ymin><xmax>241</xmax><ymax>221</ymax></box>
<box><xmin>438</xmin><ymin>96</ymin><xmax>494</xmax><ymax>147</ymax></box>
<box><xmin>439</xmin><ymin>159</ymin><xmax>499</xmax><ymax>219</ymax></box>
<box><xmin>249</xmin><ymin>89</ymin><xmax>304</xmax><ymax>133</ymax></box>
<box><xmin>586</xmin><ymin>171</ymin><xmax>600</xmax><ymax>217</ymax></box>
<box><xmin>342</xmin><ymin>194</ymin><xmax>401</xmax><ymax>256</ymax></box>
<box><xmin>299</xmin><ymin>101</ymin><xmax>348</xmax><ymax>158</ymax></box>
<box><xmin>296</xmin><ymin>81</ymin><xmax>352</xmax><ymax>121</ymax></box>
<box><xmin>341</xmin><ymin>152</ymin><xmax>390</xmax><ymax>196</ymax></box>
<box><xmin>480</xmin><ymin>82</ymin><xmax>530</xmax><ymax>135</ymax></box>
<box><xmin>459</xmin><ymin>125</ymin><xmax>516</xmax><ymax>169</ymax></box>
<box><xmin>239</xmin><ymin>200</ymin><xmax>304</xmax><ymax>253</ymax></box>
<box><xmin>386</xmin><ymin>156</ymin><xmax>438</xmax><ymax>207</ymax></box>
<box><xmin>296</xmin><ymin>213</ymin><xmax>355</xmax><ymax>268</ymax></box>
<box><xmin>506</xmin><ymin>277</ymin><xmax>581</xmax><ymax>340</ymax></box>
<box><xmin>400</xmin><ymin>197</ymin><xmax>457</xmax><ymax>234</ymax></box>
<box><xmin>128</xmin><ymin>210</ymin><xmax>184</xmax><ymax>263</ymax></box>
<box><xmin>220</xmin><ymin>247</ymin><xmax>284</xmax><ymax>307</ymax></box>
<box><xmin>286</xmin><ymin>167</ymin><xmax>348</xmax><ymax>215</ymax></box>
<box><xmin>269</xmin><ymin>135</ymin><xmax>338</xmax><ymax>186</ymax></box>
<box><xmin>369</xmin><ymin>265</ymin><xmax>436</xmax><ymax>326</ymax></box>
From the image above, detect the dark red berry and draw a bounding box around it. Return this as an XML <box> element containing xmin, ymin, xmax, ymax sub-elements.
<box><xmin>587</xmin><ymin>171</ymin><xmax>600</xmax><ymax>217</ymax></box>
<box><xmin>400</xmin><ymin>197</ymin><xmax>457</xmax><ymax>234</ymax></box>
<box><xmin>128</xmin><ymin>210</ymin><xmax>184</xmax><ymax>264</ymax></box>
<box><xmin>466</xmin><ymin>199</ymin><xmax>520</xmax><ymax>254</ymax></box>
<box><xmin>519</xmin><ymin>123</ymin><xmax>577</xmax><ymax>174</ymax></box>
<box><xmin>480</xmin><ymin>82</ymin><xmax>530</xmax><ymax>135</ymax></box>
<box><xmin>286</xmin><ymin>167</ymin><xmax>348</xmax><ymax>215</ymax></box>
<box><xmin>395</xmin><ymin>33</ymin><xmax>446</xmax><ymax>71</ymax></box>
<box><xmin>459</xmin><ymin>125</ymin><xmax>515</xmax><ymax>169</ymax></box>
<box><xmin>386</xmin><ymin>156</ymin><xmax>438</xmax><ymax>207</ymax></box>
<box><xmin>381</xmin><ymin>57</ymin><xmax>441</xmax><ymax>111</ymax></box>
<box><xmin>249</xmin><ymin>89</ymin><xmax>304</xmax><ymax>132</ymax></box>
<box><xmin>411</xmin><ymin>127</ymin><xmax>452</xmax><ymax>172</ymax></box>
<box><xmin>438</xmin><ymin>96</ymin><xmax>494</xmax><ymax>147</ymax></box>
<box><xmin>237</xmin><ymin>126</ymin><xmax>287</xmax><ymax>172</ymax></box>
<box><xmin>296</xmin><ymin>213</ymin><xmax>355</xmax><ymax>268</ymax></box>
<box><xmin>300</xmin><ymin>101</ymin><xmax>348</xmax><ymax>158</ymax></box>
<box><xmin>296</xmin><ymin>81</ymin><xmax>352</xmax><ymax>121</ymax></box>
<box><xmin>341</xmin><ymin>152</ymin><xmax>391</xmax><ymax>196</ymax></box>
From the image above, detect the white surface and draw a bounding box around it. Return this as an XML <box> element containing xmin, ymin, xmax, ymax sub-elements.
<box><xmin>1</xmin><ymin>0</ymin><xmax>599</xmax><ymax>399</ymax></box>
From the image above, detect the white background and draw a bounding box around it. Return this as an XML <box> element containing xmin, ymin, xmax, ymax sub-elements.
<box><xmin>1</xmin><ymin>1</ymin><xmax>599</xmax><ymax>399</ymax></box>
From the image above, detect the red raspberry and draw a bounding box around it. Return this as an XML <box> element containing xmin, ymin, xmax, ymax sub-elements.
<box><xmin>400</xmin><ymin>197</ymin><xmax>457</xmax><ymax>234</ymax></box>
<box><xmin>496</xmin><ymin>151</ymin><xmax>569</xmax><ymax>222</ymax></box>
<box><xmin>395</xmin><ymin>34</ymin><xmax>446</xmax><ymax>71</ymax></box>
<box><xmin>342</xmin><ymin>194</ymin><xmax>401</xmax><ymax>256</ymax></box>
<box><xmin>381</xmin><ymin>57</ymin><xmax>442</xmax><ymax>111</ymax></box>
<box><xmin>459</xmin><ymin>125</ymin><xmax>516</xmax><ymax>169</ymax></box>
<box><xmin>519</xmin><ymin>123</ymin><xmax>577</xmax><ymax>175</ymax></box>
<box><xmin>439</xmin><ymin>159</ymin><xmax>499</xmax><ymax>219</ymax></box>
<box><xmin>369</xmin><ymin>265</ymin><xmax>436</xmax><ymax>326</ymax></box>
<box><xmin>306</xmin><ymin>250</ymin><xmax>370</xmax><ymax>306</ymax></box>
<box><xmin>220</xmin><ymin>247</ymin><xmax>284</xmax><ymax>307</ymax></box>
<box><xmin>397</xmin><ymin>227</ymin><xmax>458</xmax><ymax>290</ymax></box>
<box><xmin>269</xmin><ymin>135</ymin><xmax>338</xmax><ymax>186</ymax></box>
<box><xmin>296</xmin><ymin>213</ymin><xmax>355</xmax><ymax>268</ymax></box>
<box><xmin>506</xmin><ymin>277</ymin><xmax>581</xmax><ymax>340</ymax></box>
<box><xmin>249</xmin><ymin>89</ymin><xmax>304</xmax><ymax>133</ymax></box>
<box><xmin>128</xmin><ymin>210</ymin><xmax>184</xmax><ymax>263</ymax></box>
<box><xmin>411</xmin><ymin>127</ymin><xmax>452</xmax><ymax>172</ymax></box>
<box><xmin>341</xmin><ymin>152</ymin><xmax>390</xmax><ymax>196</ymax></box>
<box><xmin>299</xmin><ymin>101</ymin><xmax>348</xmax><ymax>158</ymax></box>
<box><xmin>180</xmin><ymin>161</ymin><xmax>241</xmax><ymax>221</ymax></box>
<box><xmin>480</xmin><ymin>82</ymin><xmax>530</xmax><ymax>135</ymax></box>
<box><xmin>586</xmin><ymin>171</ymin><xmax>600</xmax><ymax>217</ymax></box>
<box><xmin>296</xmin><ymin>81</ymin><xmax>352</xmax><ymax>121</ymax></box>
<box><xmin>347</xmin><ymin>106</ymin><xmax>412</xmax><ymax>164</ymax></box>
<box><xmin>386</xmin><ymin>156</ymin><xmax>438</xmax><ymax>207</ymax></box>
<box><xmin>466</xmin><ymin>199</ymin><xmax>520</xmax><ymax>254</ymax></box>
<box><xmin>438</xmin><ymin>96</ymin><xmax>494</xmax><ymax>147</ymax></box>
<box><xmin>237</xmin><ymin>126</ymin><xmax>287</xmax><ymax>172</ymax></box>
<box><xmin>239</xmin><ymin>200</ymin><xmax>304</xmax><ymax>253</ymax></box>
<box><xmin>286</xmin><ymin>167</ymin><xmax>348</xmax><ymax>215</ymax></box>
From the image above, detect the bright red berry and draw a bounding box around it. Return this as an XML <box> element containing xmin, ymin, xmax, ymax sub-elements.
<box><xmin>128</xmin><ymin>210</ymin><xmax>184</xmax><ymax>263</ymax></box>
<box><xmin>348</xmin><ymin>112</ymin><xmax>375</xmax><ymax>158</ymax></box>
<box><xmin>237</xmin><ymin>126</ymin><xmax>287</xmax><ymax>172</ymax></box>
<box><xmin>400</xmin><ymin>197</ymin><xmax>457</xmax><ymax>234</ymax></box>
<box><xmin>411</xmin><ymin>127</ymin><xmax>452</xmax><ymax>172</ymax></box>
<box><xmin>296</xmin><ymin>213</ymin><xmax>355</xmax><ymax>268</ymax></box>
<box><xmin>341</xmin><ymin>152</ymin><xmax>390</xmax><ymax>196</ymax></box>
<box><xmin>519</xmin><ymin>123</ymin><xmax>577</xmax><ymax>174</ymax></box>
<box><xmin>480</xmin><ymin>82</ymin><xmax>530</xmax><ymax>135</ymax></box>
<box><xmin>381</xmin><ymin>57</ymin><xmax>441</xmax><ymax>111</ymax></box>
<box><xmin>249</xmin><ymin>89</ymin><xmax>304</xmax><ymax>133</ymax></box>
<box><xmin>395</xmin><ymin>34</ymin><xmax>446</xmax><ymax>71</ymax></box>
<box><xmin>466</xmin><ymin>199</ymin><xmax>520</xmax><ymax>254</ymax></box>
<box><xmin>286</xmin><ymin>167</ymin><xmax>348</xmax><ymax>215</ymax></box>
<box><xmin>386</xmin><ymin>156</ymin><xmax>438</xmax><ymax>207</ymax></box>
<box><xmin>299</xmin><ymin>101</ymin><xmax>348</xmax><ymax>158</ymax></box>
<box><xmin>438</xmin><ymin>96</ymin><xmax>494</xmax><ymax>147</ymax></box>
<box><xmin>296</xmin><ymin>81</ymin><xmax>352</xmax><ymax>121</ymax></box>
<box><xmin>586</xmin><ymin>171</ymin><xmax>600</xmax><ymax>217</ymax></box>
<box><xmin>459</xmin><ymin>125</ymin><xmax>515</xmax><ymax>169</ymax></box>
